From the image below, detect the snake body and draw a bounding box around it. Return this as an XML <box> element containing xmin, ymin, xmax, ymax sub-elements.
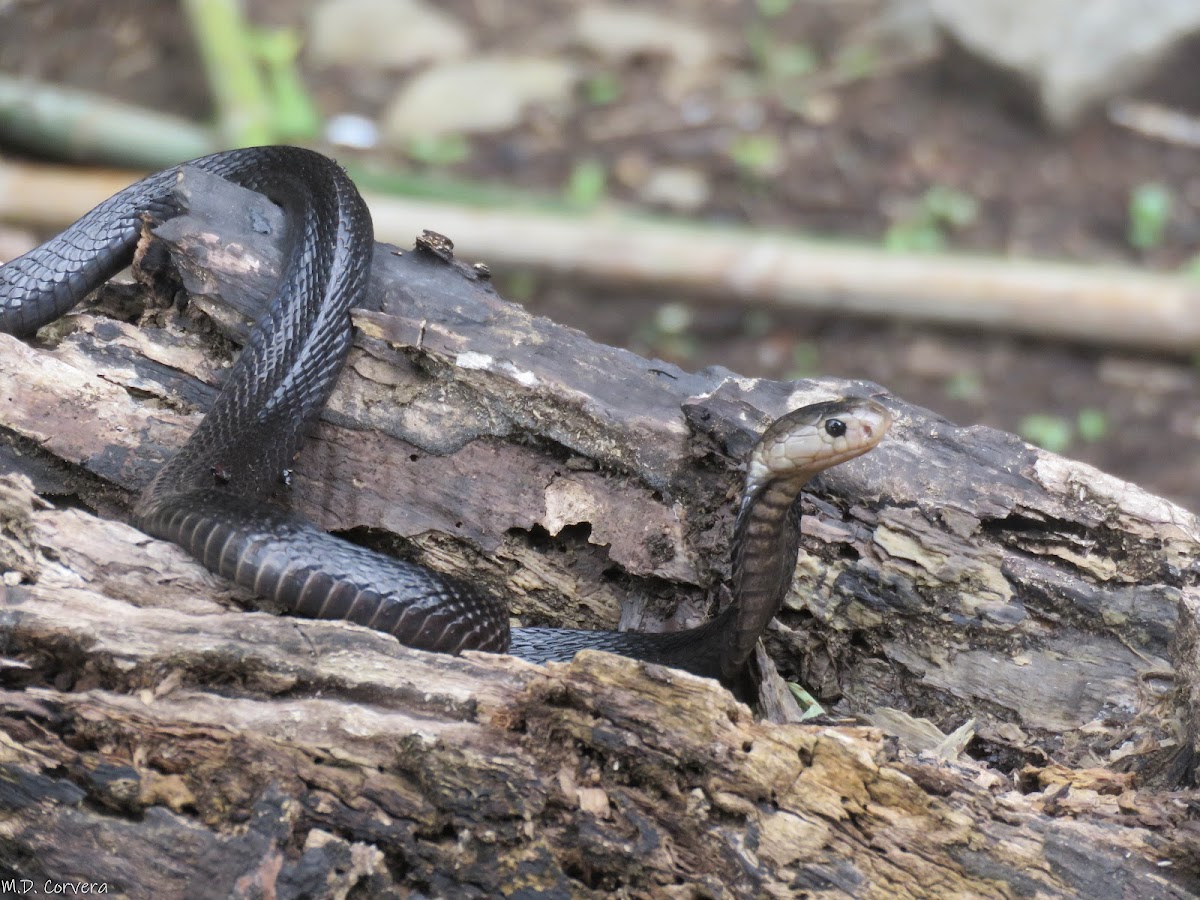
<box><xmin>0</xmin><ymin>147</ymin><xmax>890</xmax><ymax>685</ymax></box>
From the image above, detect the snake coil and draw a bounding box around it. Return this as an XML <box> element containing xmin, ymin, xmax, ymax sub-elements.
<box><xmin>0</xmin><ymin>147</ymin><xmax>890</xmax><ymax>686</ymax></box>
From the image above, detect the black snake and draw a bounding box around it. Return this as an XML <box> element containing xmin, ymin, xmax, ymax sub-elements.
<box><xmin>0</xmin><ymin>147</ymin><xmax>890</xmax><ymax>686</ymax></box>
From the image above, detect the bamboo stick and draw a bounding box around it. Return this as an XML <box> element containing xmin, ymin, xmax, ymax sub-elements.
<box><xmin>1</xmin><ymin>157</ymin><xmax>1197</xmax><ymax>351</ymax></box>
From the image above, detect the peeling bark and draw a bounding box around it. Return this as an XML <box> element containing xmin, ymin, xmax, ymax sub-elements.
<box><xmin>0</xmin><ymin>168</ymin><xmax>1196</xmax><ymax>897</ymax></box>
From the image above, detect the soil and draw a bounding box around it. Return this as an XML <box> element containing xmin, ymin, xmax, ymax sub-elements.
<box><xmin>1</xmin><ymin>0</ymin><xmax>1199</xmax><ymax>511</ymax></box>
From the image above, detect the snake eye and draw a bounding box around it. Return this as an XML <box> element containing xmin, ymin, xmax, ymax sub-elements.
<box><xmin>824</xmin><ymin>418</ymin><xmax>847</xmax><ymax>438</ymax></box>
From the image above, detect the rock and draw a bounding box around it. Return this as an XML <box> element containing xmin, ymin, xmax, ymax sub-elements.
<box><xmin>382</xmin><ymin>56</ymin><xmax>578</xmax><ymax>142</ymax></box>
<box><xmin>573</xmin><ymin>5</ymin><xmax>719</xmax><ymax>71</ymax></box>
<box><xmin>308</xmin><ymin>0</ymin><xmax>470</xmax><ymax>70</ymax></box>
<box><xmin>928</xmin><ymin>0</ymin><xmax>1200</xmax><ymax>129</ymax></box>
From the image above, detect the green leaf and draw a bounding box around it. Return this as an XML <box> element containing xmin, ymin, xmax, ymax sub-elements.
<box><xmin>584</xmin><ymin>73</ymin><xmax>621</xmax><ymax>106</ymax></box>
<box><xmin>767</xmin><ymin>42</ymin><xmax>818</xmax><ymax>80</ymax></box>
<box><xmin>182</xmin><ymin>0</ymin><xmax>274</xmax><ymax>146</ymax></box>
<box><xmin>1018</xmin><ymin>414</ymin><xmax>1073</xmax><ymax>454</ymax></box>
<box><xmin>728</xmin><ymin>133</ymin><xmax>783</xmax><ymax>178</ymax></box>
<box><xmin>407</xmin><ymin>134</ymin><xmax>470</xmax><ymax>166</ymax></box>
<box><xmin>1076</xmin><ymin>409</ymin><xmax>1108</xmax><ymax>443</ymax></box>
<box><xmin>944</xmin><ymin>372</ymin><xmax>983</xmax><ymax>401</ymax></box>
<box><xmin>252</xmin><ymin>27</ymin><xmax>321</xmax><ymax>141</ymax></box>
<box><xmin>787</xmin><ymin>682</ymin><xmax>825</xmax><ymax>719</ymax></box>
<box><xmin>1128</xmin><ymin>182</ymin><xmax>1173</xmax><ymax>250</ymax></box>
<box><xmin>565</xmin><ymin>160</ymin><xmax>607</xmax><ymax>208</ymax></box>
<box><xmin>884</xmin><ymin>221</ymin><xmax>944</xmax><ymax>253</ymax></box>
<box><xmin>835</xmin><ymin>44</ymin><xmax>880</xmax><ymax>80</ymax></box>
<box><xmin>922</xmin><ymin>185</ymin><xmax>979</xmax><ymax>229</ymax></box>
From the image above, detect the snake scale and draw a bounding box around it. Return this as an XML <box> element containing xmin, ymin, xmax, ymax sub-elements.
<box><xmin>0</xmin><ymin>147</ymin><xmax>890</xmax><ymax>686</ymax></box>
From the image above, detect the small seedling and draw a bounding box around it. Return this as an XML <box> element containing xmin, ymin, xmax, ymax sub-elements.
<box><xmin>835</xmin><ymin>44</ymin><xmax>880</xmax><ymax>80</ymax></box>
<box><xmin>885</xmin><ymin>184</ymin><xmax>979</xmax><ymax>252</ymax></box>
<box><xmin>1018</xmin><ymin>414</ymin><xmax>1072</xmax><ymax>454</ymax></box>
<box><xmin>1128</xmin><ymin>182</ymin><xmax>1172</xmax><ymax>251</ymax></box>
<box><xmin>728</xmin><ymin>133</ymin><xmax>784</xmax><ymax>179</ymax></box>
<box><xmin>584</xmin><ymin>73</ymin><xmax>622</xmax><ymax>106</ymax></box>
<box><xmin>1076</xmin><ymin>409</ymin><xmax>1108</xmax><ymax>443</ymax></box>
<box><xmin>407</xmin><ymin>134</ymin><xmax>470</xmax><ymax>166</ymax></box>
<box><xmin>565</xmin><ymin>160</ymin><xmax>607</xmax><ymax>208</ymax></box>
<box><xmin>944</xmin><ymin>371</ymin><xmax>983</xmax><ymax>402</ymax></box>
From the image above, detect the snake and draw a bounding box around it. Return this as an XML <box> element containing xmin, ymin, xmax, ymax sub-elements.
<box><xmin>0</xmin><ymin>146</ymin><xmax>891</xmax><ymax>686</ymax></box>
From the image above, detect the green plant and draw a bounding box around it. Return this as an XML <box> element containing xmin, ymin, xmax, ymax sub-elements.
<box><xmin>745</xmin><ymin>20</ymin><xmax>816</xmax><ymax>82</ymax></box>
<box><xmin>1076</xmin><ymin>409</ymin><xmax>1108</xmax><ymax>443</ymax></box>
<box><xmin>835</xmin><ymin>44</ymin><xmax>880</xmax><ymax>80</ymax></box>
<box><xmin>565</xmin><ymin>160</ymin><xmax>607</xmax><ymax>208</ymax></box>
<box><xmin>885</xmin><ymin>184</ymin><xmax>979</xmax><ymax>252</ymax></box>
<box><xmin>584</xmin><ymin>73</ymin><xmax>622</xmax><ymax>106</ymax></box>
<box><xmin>406</xmin><ymin>134</ymin><xmax>470</xmax><ymax>166</ymax></box>
<box><xmin>1128</xmin><ymin>182</ymin><xmax>1173</xmax><ymax>250</ymax></box>
<box><xmin>1018</xmin><ymin>414</ymin><xmax>1072</xmax><ymax>454</ymax></box>
<box><xmin>788</xmin><ymin>682</ymin><xmax>825</xmax><ymax>719</ymax></box>
<box><xmin>254</xmin><ymin>27</ymin><xmax>320</xmax><ymax>141</ymax></box>
<box><xmin>943</xmin><ymin>371</ymin><xmax>983</xmax><ymax>402</ymax></box>
<box><xmin>728</xmin><ymin>133</ymin><xmax>784</xmax><ymax>179</ymax></box>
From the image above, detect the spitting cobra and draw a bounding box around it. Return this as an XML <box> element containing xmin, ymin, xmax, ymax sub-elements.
<box><xmin>0</xmin><ymin>147</ymin><xmax>891</xmax><ymax>686</ymax></box>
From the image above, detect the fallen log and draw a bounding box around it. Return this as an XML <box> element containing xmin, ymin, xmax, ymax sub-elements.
<box><xmin>0</xmin><ymin>168</ymin><xmax>1196</xmax><ymax>897</ymax></box>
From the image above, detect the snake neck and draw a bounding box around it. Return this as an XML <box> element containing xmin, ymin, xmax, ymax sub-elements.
<box><xmin>721</xmin><ymin>476</ymin><xmax>806</xmax><ymax>681</ymax></box>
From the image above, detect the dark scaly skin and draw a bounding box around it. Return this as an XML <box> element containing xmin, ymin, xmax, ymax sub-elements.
<box><xmin>0</xmin><ymin>147</ymin><xmax>891</xmax><ymax>684</ymax></box>
<box><xmin>2</xmin><ymin>147</ymin><xmax>508</xmax><ymax>655</ymax></box>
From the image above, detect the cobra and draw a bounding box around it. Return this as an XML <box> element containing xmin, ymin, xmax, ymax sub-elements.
<box><xmin>0</xmin><ymin>147</ymin><xmax>891</xmax><ymax>687</ymax></box>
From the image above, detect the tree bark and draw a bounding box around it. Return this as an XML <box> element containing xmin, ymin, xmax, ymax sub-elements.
<box><xmin>0</xmin><ymin>168</ymin><xmax>1196</xmax><ymax>897</ymax></box>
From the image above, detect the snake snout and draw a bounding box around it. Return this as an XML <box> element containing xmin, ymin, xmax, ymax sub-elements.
<box><xmin>847</xmin><ymin>400</ymin><xmax>892</xmax><ymax>445</ymax></box>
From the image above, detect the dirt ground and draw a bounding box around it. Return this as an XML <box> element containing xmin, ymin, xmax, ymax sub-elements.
<box><xmin>2</xmin><ymin>0</ymin><xmax>1199</xmax><ymax>511</ymax></box>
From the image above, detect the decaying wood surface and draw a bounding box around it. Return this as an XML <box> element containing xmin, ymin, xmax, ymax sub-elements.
<box><xmin>0</xmin><ymin>168</ymin><xmax>1197</xmax><ymax>897</ymax></box>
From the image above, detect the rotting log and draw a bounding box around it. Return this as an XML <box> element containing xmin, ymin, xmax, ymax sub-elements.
<box><xmin>0</xmin><ymin>168</ymin><xmax>1196</xmax><ymax>897</ymax></box>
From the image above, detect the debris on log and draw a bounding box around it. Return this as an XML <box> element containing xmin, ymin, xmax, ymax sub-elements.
<box><xmin>0</xmin><ymin>168</ymin><xmax>1196</xmax><ymax>897</ymax></box>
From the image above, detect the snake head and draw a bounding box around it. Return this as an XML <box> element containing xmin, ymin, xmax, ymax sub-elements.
<box><xmin>746</xmin><ymin>397</ymin><xmax>892</xmax><ymax>492</ymax></box>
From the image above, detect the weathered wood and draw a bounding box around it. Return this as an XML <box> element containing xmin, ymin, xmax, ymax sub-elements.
<box><xmin>0</xmin><ymin>168</ymin><xmax>1197</xmax><ymax>896</ymax></box>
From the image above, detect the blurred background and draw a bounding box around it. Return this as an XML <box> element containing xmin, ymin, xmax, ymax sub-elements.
<box><xmin>1</xmin><ymin>0</ymin><xmax>1198</xmax><ymax>510</ymax></box>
